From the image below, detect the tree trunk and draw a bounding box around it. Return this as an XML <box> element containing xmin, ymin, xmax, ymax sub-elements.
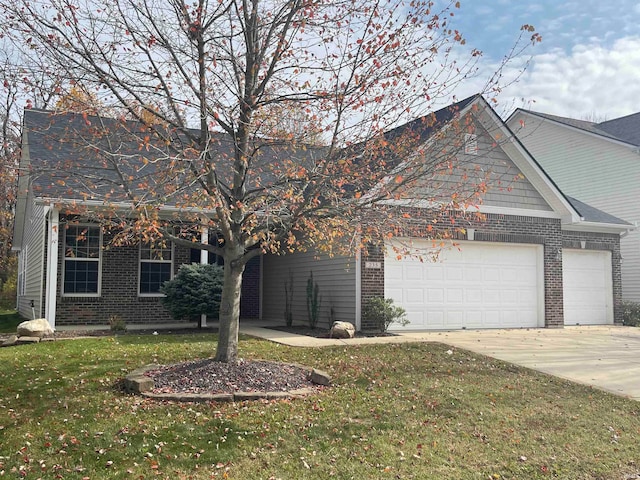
<box><xmin>215</xmin><ymin>253</ymin><xmax>245</xmax><ymax>363</ymax></box>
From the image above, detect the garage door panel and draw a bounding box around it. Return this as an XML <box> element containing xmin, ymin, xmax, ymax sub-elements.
<box><xmin>427</xmin><ymin>288</ymin><xmax>444</xmax><ymax>303</ymax></box>
<box><xmin>405</xmin><ymin>288</ymin><xmax>424</xmax><ymax>304</ymax></box>
<box><xmin>405</xmin><ymin>265</ymin><xmax>424</xmax><ymax>281</ymax></box>
<box><xmin>447</xmin><ymin>289</ymin><xmax>464</xmax><ymax>304</ymax></box>
<box><xmin>563</xmin><ymin>249</ymin><xmax>612</xmax><ymax>325</ymax></box>
<box><xmin>446</xmin><ymin>267</ymin><xmax>463</xmax><ymax>281</ymax></box>
<box><xmin>385</xmin><ymin>239</ymin><xmax>543</xmax><ymax>330</ymax></box>
<box><xmin>465</xmin><ymin>289</ymin><xmax>483</xmax><ymax>303</ymax></box>
<box><xmin>501</xmin><ymin>289</ymin><xmax>518</xmax><ymax>304</ymax></box>
<box><xmin>446</xmin><ymin>311</ymin><xmax>463</xmax><ymax>328</ymax></box>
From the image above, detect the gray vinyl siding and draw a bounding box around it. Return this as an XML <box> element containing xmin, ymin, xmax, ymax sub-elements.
<box><xmin>411</xmin><ymin>116</ymin><xmax>552</xmax><ymax>211</ymax></box>
<box><xmin>17</xmin><ymin>198</ymin><xmax>46</xmax><ymax>320</ymax></box>
<box><xmin>509</xmin><ymin>112</ymin><xmax>640</xmax><ymax>301</ymax></box>
<box><xmin>477</xmin><ymin>133</ymin><xmax>552</xmax><ymax>211</ymax></box>
<box><xmin>262</xmin><ymin>251</ymin><xmax>357</xmax><ymax>329</ymax></box>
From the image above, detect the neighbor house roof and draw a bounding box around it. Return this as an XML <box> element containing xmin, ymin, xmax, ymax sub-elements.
<box><xmin>566</xmin><ymin>196</ymin><xmax>631</xmax><ymax>226</ymax></box>
<box><xmin>514</xmin><ymin>109</ymin><xmax>640</xmax><ymax>147</ymax></box>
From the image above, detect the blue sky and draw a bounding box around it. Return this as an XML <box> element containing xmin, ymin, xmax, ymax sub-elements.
<box><xmin>443</xmin><ymin>0</ymin><xmax>640</xmax><ymax>119</ymax></box>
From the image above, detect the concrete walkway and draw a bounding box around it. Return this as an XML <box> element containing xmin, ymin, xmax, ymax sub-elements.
<box><xmin>240</xmin><ymin>324</ymin><xmax>640</xmax><ymax>400</ymax></box>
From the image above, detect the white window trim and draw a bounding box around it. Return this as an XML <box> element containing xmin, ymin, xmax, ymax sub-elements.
<box><xmin>18</xmin><ymin>246</ymin><xmax>27</xmax><ymax>296</ymax></box>
<box><xmin>138</xmin><ymin>241</ymin><xmax>174</xmax><ymax>297</ymax></box>
<box><xmin>61</xmin><ymin>224</ymin><xmax>103</xmax><ymax>297</ymax></box>
<box><xmin>464</xmin><ymin>133</ymin><xmax>478</xmax><ymax>155</ymax></box>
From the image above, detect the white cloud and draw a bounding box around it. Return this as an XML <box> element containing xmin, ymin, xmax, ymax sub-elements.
<box><xmin>497</xmin><ymin>36</ymin><xmax>640</xmax><ymax>119</ymax></box>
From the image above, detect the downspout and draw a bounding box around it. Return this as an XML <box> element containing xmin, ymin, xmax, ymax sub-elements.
<box><xmin>44</xmin><ymin>207</ymin><xmax>59</xmax><ymax>330</ymax></box>
<box><xmin>200</xmin><ymin>226</ymin><xmax>209</xmax><ymax>328</ymax></box>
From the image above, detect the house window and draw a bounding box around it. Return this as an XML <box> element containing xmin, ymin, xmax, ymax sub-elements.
<box><xmin>139</xmin><ymin>241</ymin><xmax>173</xmax><ymax>295</ymax></box>
<box><xmin>464</xmin><ymin>133</ymin><xmax>478</xmax><ymax>155</ymax></box>
<box><xmin>63</xmin><ymin>225</ymin><xmax>101</xmax><ymax>295</ymax></box>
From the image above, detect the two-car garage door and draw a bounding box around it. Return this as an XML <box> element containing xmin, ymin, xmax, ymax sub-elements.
<box><xmin>385</xmin><ymin>239</ymin><xmax>544</xmax><ymax>330</ymax></box>
<box><xmin>384</xmin><ymin>239</ymin><xmax>614</xmax><ymax>330</ymax></box>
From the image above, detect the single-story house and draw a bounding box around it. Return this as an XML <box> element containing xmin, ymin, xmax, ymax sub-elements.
<box><xmin>13</xmin><ymin>95</ymin><xmax>631</xmax><ymax>331</ymax></box>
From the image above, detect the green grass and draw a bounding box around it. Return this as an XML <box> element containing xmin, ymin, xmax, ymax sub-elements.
<box><xmin>0</xmin><ymin>309</ymin><xmax>23</xmax><ymax>333</ymax></box>
<box><xmin>1</xmin><ymin>334</ymin><xmax>639</xmax><ymax>479</ymax></box>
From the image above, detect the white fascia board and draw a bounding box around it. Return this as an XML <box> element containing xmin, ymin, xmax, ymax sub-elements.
<box><xmin>378</xmin><ymin>198</ymin><xmax>563</xmax><ymax>219</ymax></box>
<box><xmin>508</xmin><ymin>109</ymin><xmax>640</xmax><ymax>151</ymax></box>
<box><xmin>476</xmin><ymin>102</ymin><xmax>581</xmax><ymax>223</ymax></box>
<box><xmin>562</xmin><ymin>222</ymin><xmax>635</xmax><ymax>235</ymax></box>
<box><xmin>34</xmin><ymin>197</ymin><xmax>218</xmax><ymax>216</ymax></box>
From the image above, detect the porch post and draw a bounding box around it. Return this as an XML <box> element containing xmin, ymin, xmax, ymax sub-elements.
<box><xmin>200</xmin><ymin>226</ymin><xmax>209</xmax><ymax>327</ymax></box>
<box><xmin>45</xmin><ymin>207</ymin><xmax>59</xmax><ymax>330</ymax></box>
<box><xmin>355</xmin><ymin>240</ymin><xmax>362</xmax><ymax>331</ymax></box>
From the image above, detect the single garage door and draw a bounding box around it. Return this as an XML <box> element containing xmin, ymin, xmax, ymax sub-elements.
<box><xmin>385</xmin><ymin>239</ymin><xmax>544</xmax><ymax>330</ymax></box>
<box><xmin>563</xmin><ymin>249</ymin><xmax>613</xmax><ymax>325</ymax></box>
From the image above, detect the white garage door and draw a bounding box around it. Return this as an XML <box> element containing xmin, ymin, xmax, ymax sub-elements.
<box><xmin>385</xmin><ymin>239</ymin><xmax>544</xmax><ymax>330</ymax></box>
<box><xmin>563</xmin><ymin>249</ymin><xmax>613</xmax><ymax>325</ymax></box>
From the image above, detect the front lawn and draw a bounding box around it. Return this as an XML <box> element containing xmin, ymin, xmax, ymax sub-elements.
<box><xmin>0</xmin><ymin>334</ymin><xmax>638</xmax><ymax>479</ymax></box>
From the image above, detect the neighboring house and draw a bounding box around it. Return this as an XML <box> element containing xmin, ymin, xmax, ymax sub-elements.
<box><xmin>13</xmin><ymin>95</ymin><xmax>631</xmax><ymax>332</ymax></box>
<box><xmin>506</xmin><ymin>109</ymin><xmax>640</xmax><ymax>302</ymax></box>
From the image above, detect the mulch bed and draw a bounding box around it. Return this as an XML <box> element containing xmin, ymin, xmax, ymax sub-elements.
<box><xmin>145</xmin><ymin>358</ymin><xmax>316</xmax><ymax>395</ymax></box>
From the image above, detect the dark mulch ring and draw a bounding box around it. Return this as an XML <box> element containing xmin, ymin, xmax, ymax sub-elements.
<box><xmin>268</xmin><ymin>325</ymin><xmax>397</xmax><ymax>338</ymax></box>
<box><xmin>145</xmin><ymin>358</ymin><xmax>318</xmax><ymax>395</ymax></box>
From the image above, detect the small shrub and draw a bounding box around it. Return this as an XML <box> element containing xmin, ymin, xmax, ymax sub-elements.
<box><xmin>284</xmin><ymin>270</ymin><xmax>294</xmax><ymax>327</ymax></box>
<box><xmin>108</xmin><ymin>314</ymin><xmax>127</xmax><ymax>332</ymax></box>
<box><xmin>622</xmin><ymin>301</ymin><xmax>640</xmax><ymax>327</ymax></box>
<box><xmin>161</xmin><ymin>263</ymin><xmax>224</xmax><ymax>325</ymax></box>
<box><xmin>362</xmin><ymin>296</ymin><xmax>408</xmax><ymax>332</ymax></box>
<box><xmin>306</xmin><ymin>271</ymin><xmax>321</xmax><ymax>329</ymax></box>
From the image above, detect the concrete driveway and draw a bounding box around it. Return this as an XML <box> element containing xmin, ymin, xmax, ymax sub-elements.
<box><xmin>243</xmin><ymin>324</ymin><xmax>640</xmax><ymax>400</ymax></box>
<box><xmin>401</xmin><ymin>326</ymin><xmax>640</xmax><ymax>400</ymax></box>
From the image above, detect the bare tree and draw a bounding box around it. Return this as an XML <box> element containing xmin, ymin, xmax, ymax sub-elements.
<box><xmin>1</xmin><ymin>0</ymin><xmax>539</xmax><ymax>362</ymax></box>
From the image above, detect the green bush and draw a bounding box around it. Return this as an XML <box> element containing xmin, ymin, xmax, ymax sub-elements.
<box><xmin>108</xmin><ymin>314</ymin><xmax>127</xmax><ymax>332</ymax></box>
<box><xmin>622</xmin><ymin>301</ymin><xmax>640</xmax><ymax>327</ymax></box>
<box><xmin>161</xmin><ymin>263</ymin><xmax>224</xmax><ymax>324</ymax></box>
<box><xmin>306</xmin><ymin>271</ymin><xmax>321</xmax><ymax>329</ymax></box>
<box><xmin>362</xmin><ymin>296</ymin><xmax>408</xmax><ymax>332</ymax></box>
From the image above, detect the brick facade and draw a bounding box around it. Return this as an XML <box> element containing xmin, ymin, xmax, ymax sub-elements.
<box><xmin>53</xmin><ymin>223</ymin><xmax>260</xmax><ymax>326</ymax></box>
<box><xmin>360</xmin><ymin>208</ymin><xmax>623</xmax><ymax>330</ymax></box>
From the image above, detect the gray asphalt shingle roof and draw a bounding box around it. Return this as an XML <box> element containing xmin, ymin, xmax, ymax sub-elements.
<box><xmin>519</xmin><ymin>110</ymin><xmax>640</xmax><ymax>147</ymax></box>
<box><xmin>566</xmin><ymin>196</ymin><xmax>631</xmax><ymax>226</ymax></box>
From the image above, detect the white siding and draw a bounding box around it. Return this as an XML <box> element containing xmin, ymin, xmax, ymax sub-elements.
<box><xmin>262</xmin><ymin>251</ymin><xmax>357</xmax><ymax>329</ymax></box>
<box><xmin>17</xmin><ymin>198</ymin><xmax>46</xmax><ymax>319</ymax></box>
<box><xmin>509</xmin><ymin>113</ymin><xmax>640</xmax><ymax>301</ymax></box>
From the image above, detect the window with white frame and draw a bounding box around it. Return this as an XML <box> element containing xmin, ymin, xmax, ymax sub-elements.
<box><xmin>63</xmin><ymin>225</ymin><xmax>101</xmax><ymax>295</ymax></box>
<box><xmin>464</xmin><ymin>133</ymin><xmax>478</xmax><ymax>155</ymax></box>
<box><xmin>139</xmin><ymin>241</ymin><xmax>173</xmax><ymax>295</ymax></box>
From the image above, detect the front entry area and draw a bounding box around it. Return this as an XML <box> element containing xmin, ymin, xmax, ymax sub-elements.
<box><xmin>384</xmin><ymin>239</ymin><xmax>544</xmax><ymax>330</ymax></box>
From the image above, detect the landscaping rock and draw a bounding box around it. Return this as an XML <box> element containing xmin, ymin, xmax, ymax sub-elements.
<box><xmin>16</xmin><ymin>336</ymin><xmax>41</xmax><ymax>344</ymax></box>
<box><xmin>329</xmin><ymin>321</ymin><xmax>355</xmax><ymax>339</ymax></box>
<box><xmin>17</xmin><ymin>318</ymin><xmax>53</xmax><ymax>338</ymax></box>
<box><xmin>1</xmin><ymin>335</ymin><xmax>18</xmax><ymax>347</ymax></box>
<box><xmin>310</xmin><ymin>368</ymin><xmax>332</xmax><ymax>386</ymax></box>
